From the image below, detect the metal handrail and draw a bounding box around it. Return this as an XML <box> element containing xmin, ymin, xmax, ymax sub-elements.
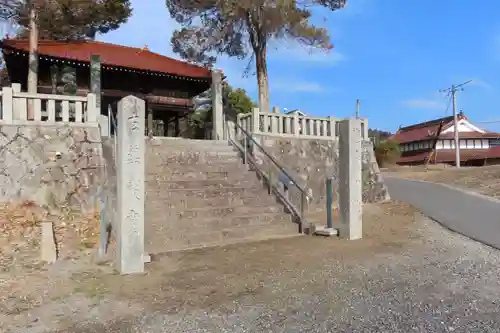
<box><xmin>225</xmin><ymin>114</ymin><xmax>310</xmax><ymax>233</ymax></box>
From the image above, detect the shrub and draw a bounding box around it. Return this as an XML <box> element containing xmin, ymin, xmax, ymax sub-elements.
<box><xmin>374</xmin><ymin>139</ymin><xmax>401</xmax><ymax>167</ymax></box>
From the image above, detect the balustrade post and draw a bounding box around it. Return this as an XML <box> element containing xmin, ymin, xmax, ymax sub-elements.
<box><xmin>251</xmin><ymin>107</ymin><xmax>260</xmax><ymax>134</ymax></box>
<box><xmin>1</xmin><ymin>86</ymin><xmax>13</xmax><ymax>123</ymax></box>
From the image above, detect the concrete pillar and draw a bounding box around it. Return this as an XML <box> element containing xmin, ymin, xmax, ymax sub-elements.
<box><xmin>361</xmin><ymin>118</ymin><xmax>369</xmax><ymax>140</ymax></box>
<box><xmin>12</xmin><ymin>83</ymin><xmax>21</xmax><ymax>120</ymax></box>
<box><xmin>116</xmin><ymin>95</ymin><xmax>146</xmax><ymax>274</ymax></box>
<box><xmin>1</xmin><ymin>86</ymin><xmax>12</xmax><ymax>123</ymax></box>
<box><xmin>338</xmin><ymin>118</ymin><xmax>363</xmax><ymax>240</ymax></box>
<box><xmin>98</xmin><ymin>114</ymin><xmax>109</xmax><ymax>136</ymax></box>
<box><xmin>251</xmin><ymin>107</ymin><xmax>260</xmax><ymax>133</ymax></box>
<box><xmin>211</xmin><ymin>70</ymin><xmax>224</xmax><ymax>140</ymax></box>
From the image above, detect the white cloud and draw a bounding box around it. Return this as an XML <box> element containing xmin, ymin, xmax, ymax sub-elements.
<box><xmin>273</xmin><ymin>81</ymin><xmax>323</xmax><ymax>93</ymax></box>
<box><xmin>269</xmin><ymin>41</ymin><xmax>346</xmax><ymax>66</ymax></box>
<box><xmin>401</xmin><ymin>99</ymin><xmax>446</xmax><ymax>110</ymax></box>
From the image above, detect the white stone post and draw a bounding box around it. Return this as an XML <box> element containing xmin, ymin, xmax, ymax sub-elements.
<box><xmin>86</xmin><ymin>93</ymin><xmax>98</xmax><ymax>123</ymax></box>
<box><xmin>1</xmin><ymin>86</ymin><xmax>13</xmax><ymax>123</ymax></box>
<box><xmin>251</xmin><ymin>107</ymin><xmax>260</xmax><ymax>133</ymax></box>
<box><xmin>361</xmin><ymin>118</ymin><xmax>369</xmax><ymax>140</ymax></box>
<box><xmin>116</xmin><ymin>95</ymin><xmax>145</xmax><ymax>274</ymax></box>
<box><xmin>99</xmin><ymin>114</ymin><xmax>109</xmax><ymax>136</ymax></box>
<box><xmin>338</xmin><ymin>118</ymin><xmax>363</xmax><ymax>240</ymax></box>
<box><xmin>211</xmin><ymin>70</ymin><xmax>224</xmax><ymax>140</ymax></box>
<box><xmin>293</xmin><ymin>112</ymin><xmax>300</xmax><ymax>136</ymax></box>
<box><xmin>11</xmin><ymin>83</ymin><xmax>21</xmax><ymax>120</ymax></box>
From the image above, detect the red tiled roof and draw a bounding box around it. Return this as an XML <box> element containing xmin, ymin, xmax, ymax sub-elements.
<box><xmin>390</xmin><ymin>122</ymin><xmax>442</xmax><ymax>143</ymax></box>
<box><xmin>398</xmin><ymin>148</ymin><xmax>500</xmax><ymax>164</ymax></box>
<box><xmin>390</xmin><ymin>114</ymin><xmax>500</xmax><ymax>143</ymax></box>
<box><xmin>0</xmin><ymin>39</ymin><xmax>212</xmax><ymax>79</ymax></box>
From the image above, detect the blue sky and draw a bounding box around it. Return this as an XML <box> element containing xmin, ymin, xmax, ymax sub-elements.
<box><xmin>100</xmin><ymin>0</ymin><xmax>500</xmax><ymax>133</ymax></box>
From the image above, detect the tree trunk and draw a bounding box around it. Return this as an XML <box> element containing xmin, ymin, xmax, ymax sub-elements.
<box><xmin>27</xmin><ymin>2</ymin><xmax>38</xmax><ymax>120</ymax></box>
<box><xmin>255</xmin><ymin>45</ymin><xmax>270</xmax><ymax>114</ymax></box>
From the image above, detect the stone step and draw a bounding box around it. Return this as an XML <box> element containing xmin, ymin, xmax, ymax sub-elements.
<box><xmin>145</xmin><ymin>178</ymin><xmax>261</xmax><ymax>190</ymax></box>
<box><xmin>147</xmin><ymin>138</ymin><xmax>232</xmax><ymax>147</ymax></box>
<box><xmin>146</xmin><ymin>153</ymin><xmax>241</xmax><ymax>166</ymax></box>
<box><xmin>147</xmin><ymin>150</ymin><xmax>239</xmax><ymax>158</ymax></box>
<box><xmin>145</xmin><ymin>214</ymin><xmax>298</xmax><ymax>253</ymax></box>
<box><xmin>145</xmin><ymin>185</ymin><xmax>267</xmax><ymax>201</ymax></box>
<box><xmin>147</xmin><ymin>144</ymin><xmax>236</xmax><ymax>153</ymax></box>
<box><xmin>146</xmin><ymin>163</ymin><xmax>247</xmax><ymax>175</ymax></box>
<box><xmin>145</xmin><ymin>189</ymin><xmax>278</xmax><ymax>209</ymax></box>
<box><xmin>146</xmin><ymin>170</ymin><xmax>253</xmax><ymax>181</ymax></box>
<box><xmin>146</xmin><ymin>204</ymin><xmax>284</xmax><ymax>220</ymax></box>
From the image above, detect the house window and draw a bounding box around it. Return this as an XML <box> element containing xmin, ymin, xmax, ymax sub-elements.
<box><xmin>489</xmin><ymin>139</ymin><xmax>500</xmax><ymax>147</ymax></box>
<box><xmin>459</xmin><ymin>140</ymin><xmax>466</xmax><ymax>148</ymax></box>
<box><xmin>436</xmin><ymin>140</ymin><xmax>444</xmax><ymax>149</ymax></box>
<box><xmin>483</xmin><ymin>139</ymin><xmax>489</xmax><ymax>148</ymax></box>
<box><xmin>474</xmin><ymin>139</ymin><xmax>482</xmax><ymax>148</ymax></box>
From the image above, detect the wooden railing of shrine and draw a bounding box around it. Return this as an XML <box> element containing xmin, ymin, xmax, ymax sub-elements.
<box><xmin>237</xmin><ymin>108</ymin><xmax>369</xmax><ymax>140</ymax></box>
<box><xmin>0</xmin><ymin>83</ymin><xmax>97</xmax><ymax>124</ymax></box>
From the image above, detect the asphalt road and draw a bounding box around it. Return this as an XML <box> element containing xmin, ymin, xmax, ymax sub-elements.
<box><xmin>385</xmin><ymin>176</ymin><xmax>500</xmax><ymax>249</ymax></box>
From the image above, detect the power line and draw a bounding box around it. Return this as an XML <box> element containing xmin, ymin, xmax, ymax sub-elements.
<box><xmin>443</xmin><ymin>93</ymin><xmax>452</xmax><ymax>115</ymax></box>
<box><xmin>475</xmin><ymin>120</ymin><xmax>500</xmax><ymax>124</ymax></box>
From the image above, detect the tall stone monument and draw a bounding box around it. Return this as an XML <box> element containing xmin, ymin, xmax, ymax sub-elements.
<box><xmin>338</xmin><ymin>118</ymin><xmax>363</xmax><ymax>240</ymax></box>
<box><xmin>115</xmin><ymin>95</ymin><xmax>146</xmax><ymax>274</ymax></box>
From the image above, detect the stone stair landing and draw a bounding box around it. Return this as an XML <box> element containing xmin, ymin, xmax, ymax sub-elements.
<box><xmin>145</xmin><ymin>138</ymin><xmax>299</xmax><ymax>253</ymax></box>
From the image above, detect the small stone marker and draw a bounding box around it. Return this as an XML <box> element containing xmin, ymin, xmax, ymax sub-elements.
<box><xmin>41</xmin><ymin>221</ymin><xmax>57</xmax><ymax>263</ymax></box>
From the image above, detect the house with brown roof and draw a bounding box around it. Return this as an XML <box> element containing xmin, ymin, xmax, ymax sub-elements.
<box><xmin>390</xmin><ymin>112</ymin><xmax>500</xmax><ymax>166</ymax></box>
<box><xmin>0</xmin><ymin>38</ymin><xmax>213</xmax><ymax>137</ymax></box>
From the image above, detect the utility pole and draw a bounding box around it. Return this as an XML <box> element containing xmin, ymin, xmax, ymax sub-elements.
<box><xmin>355</xmin><ymin>99</ymin><xmax>360</xmax><ymax>119</ymax></box>
<box><xmin>440</xmin><ymin>80</ymin><xmax>471</xmax><ymax>168</ymax></box>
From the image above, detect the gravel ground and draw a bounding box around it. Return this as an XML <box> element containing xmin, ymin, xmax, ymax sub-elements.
<box><xmin>4</xmin><ymin>202</ymin><xmax>500</xmax><ymax>333</ymax></box>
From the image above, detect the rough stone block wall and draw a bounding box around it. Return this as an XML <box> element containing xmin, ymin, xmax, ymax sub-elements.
<box><xmin>254</xmin><ymin>135</ymin><xmax>389</xmax><ymax>212</ymax></box>
<box><xmin>101</xmin><ymin>138</ymin><xmax>117</xmax><ymax>232</ymax></box>
<box><xmin>0</xmin><ymin>124</ymin><xmax>106</xmax><ymax>213</ymax></box>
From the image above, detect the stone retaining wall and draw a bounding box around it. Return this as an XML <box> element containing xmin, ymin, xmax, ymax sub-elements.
<box><xmin>253</xmin><ymin>135</ymin><xmax>389</xmax><ymax>212</ymax></box>
<box><xmin>0</xmin><ymin>123</ymin><xmax>106</xmax><ymax>213</ymax></box>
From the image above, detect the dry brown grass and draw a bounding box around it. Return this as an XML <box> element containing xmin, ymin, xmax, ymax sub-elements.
<box><xmin>0</xmin><ymin>201</ymin><xmax>101</xmax><ymax>271</ymax></box>
<box><xmin>384</xmin><ymin>165</ymin><xmax>500</xmax><ymax>198</ymax></box>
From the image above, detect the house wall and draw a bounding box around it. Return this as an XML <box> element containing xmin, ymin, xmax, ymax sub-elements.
<box><xmin>400</xmin><ymin>139</ymin><xmax>490</xmax><ymax>152</ymax></box>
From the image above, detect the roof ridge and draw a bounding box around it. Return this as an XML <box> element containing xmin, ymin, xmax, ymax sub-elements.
<box><xmin>3</xmin><ymin>38</ymin><xmax>210</xmax><ymax>72</ymax></box>
<box><xmin>399</xmin><ymin>116</ymin><xmax>454</xmax><ymax>132</ymax></box>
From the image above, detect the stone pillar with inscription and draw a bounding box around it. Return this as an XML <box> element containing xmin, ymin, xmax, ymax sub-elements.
<box><xmin>116</xmin><ymin>95</ymin><xmax>146</xmax><ymax>274</ymax></box>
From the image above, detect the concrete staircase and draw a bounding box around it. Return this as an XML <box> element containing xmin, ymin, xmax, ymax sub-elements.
<box><xmin>145</xmin><ymin>138</ymin><xmax>300</xmax><ymax>254</ymax></box>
